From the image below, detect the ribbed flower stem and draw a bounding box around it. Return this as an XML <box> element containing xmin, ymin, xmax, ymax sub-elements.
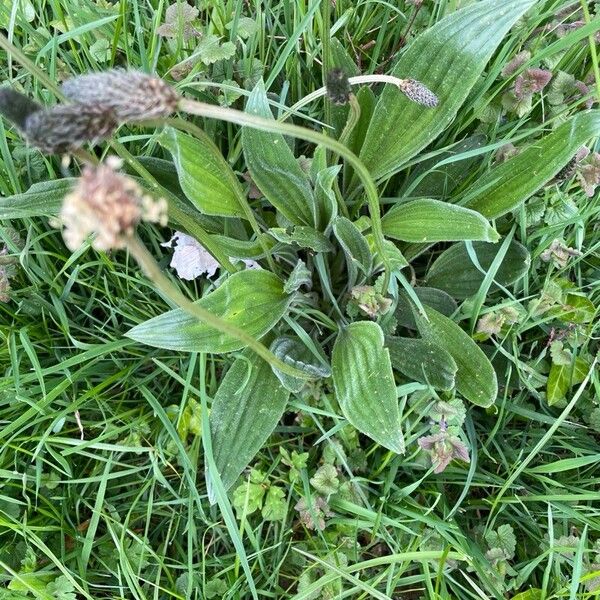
<box><xmin>178</xmin><ymin>97</ymin><xmax>392</xmax><ymax>293</ymax></box>
<box><xmin>126</xmin><ymin>235</ymin><xmax>311</xmax><ymax>380</ymax></box>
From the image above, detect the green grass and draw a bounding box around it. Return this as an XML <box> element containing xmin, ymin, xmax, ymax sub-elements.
<box><xmin>1</xmin><ymin>0</ymin><xmax>600</xmax><ymax>598</ymax></box>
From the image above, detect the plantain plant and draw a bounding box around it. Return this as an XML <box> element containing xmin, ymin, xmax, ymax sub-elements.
<box><xmin>1</xmin><ymin>0</ymin><xmax>599</xmax><ymax>498</ymax></box>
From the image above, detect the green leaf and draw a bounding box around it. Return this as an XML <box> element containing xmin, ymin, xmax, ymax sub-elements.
<box><xmin>270</xmin><ymin>336</ymin><xmax>331</xmax><ymax>393</ymax></box>
<box><xmin>126</xmin><ymin>270</ymin><xmax>291</xmax><ymax>352</ymax></box>
<box><xmin>193</xmin><ymin>33</ymin><xmax>236</xmax><ymax>65</ymax></box>
<box><xmin>332</xmin><ymin>216</ymin><xmax>373</xmax><ymax>282</ymax></box>
<box><xmin>397</xmin><ymin>134</ymin><xmax>487</xmax><ymax>199</ymax></box>
<box><xmin>415</xmin><ymin>307</ymin><xmax>498</xmax><ymax>407</ymax></box>
<box><xmin>284</xmin><ymin>260</ymin><xmax>312</xmax><ymax>294</ymax></box>
<box><xmin>331</xmin><ymin>321</ymin><xmax>405</xmax><ymax>453</ymax></box>
<box><xmin>386</xmin><ymin>336</ymin><xmax>457</xmax><ymax>391</ymax></box>
<box><xmin>261</xmin><ymin>486</ymin><xmax>286</xmax><ymax>521</ymax></box>
<box><xmin>269</xmin><ymin>226</ymin><xmax>334</xmax><ymax>252</ymax></box>
<box><xmin>546</xmin><ymin>357</ymin><xmax>589</xmax><ymax>406</ymax></box>
<box><xmin>395</xmin><ymin>287</ymin><xmax>457</xmax><ymax>330</ymax></box>
<box><xmin>425</xmin><ymin>240</ymin><xmax>530</xmax><ymax>299</ymax></box>
<box><xmin>158</xmin><ymin>127</ymin><xmax>246</xmax><ymax>218</ymax></box>
<box><xmin>209</xmin><ymin>352</ymin><xmax>290</xmax><ymax>497</ymax></box>
<box><xmin>382</xmin><ymin>199</ymin><xmax>499</xmax><ymax>243</ymax></box>
<box><xmin>313</xmin><ymin>162</ymin><xmax>340</xmax><ymax>231</ymax></box>
<box><xmin>359</xmin><ymin>0</ymin><xmax>535</xmax><ymax>180</ymax></box>
<box><xmin>243</xmin><ymin>80</ymin><xmax>316</xmax><ymax>225</ymax></box>
<box><xmin>0</xmin><ymin>178</ymin><xmax>73</xmax><ymax>219</ymax></box>
<box><xmin>464</xmin><ymin>110</ymin><xmax>600</xmax><ymax>218</ymax></box>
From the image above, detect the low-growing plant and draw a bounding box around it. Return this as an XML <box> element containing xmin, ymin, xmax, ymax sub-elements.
<box><xmin>1</xmin><ymin>0</ymin><xmax>599</xmax><ymax>595</ymax></box>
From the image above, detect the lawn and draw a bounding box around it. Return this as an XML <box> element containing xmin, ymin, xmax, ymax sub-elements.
<box><xmin>0</xmin><ymin>0</ymin><xmax>599</xmax><ymax>598</ymax></box>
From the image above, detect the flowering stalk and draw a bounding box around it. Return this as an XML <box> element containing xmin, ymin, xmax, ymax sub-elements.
<box><xmin>177</xmin><ymin>97</ymin><xmax>393</xmax><ymax>292</ymax></box>
<box><xmin>125</xmin><ymin>235</ymin><xmax>310</xmax><ymax>379</ymax></box>
<box><xmin>285</xmin><ymin>74</ymin><xmax>438</xmax><ymax>118</ymax></box>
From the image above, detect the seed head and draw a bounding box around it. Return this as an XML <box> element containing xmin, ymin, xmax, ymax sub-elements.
<box><xmin>0</xmin><ymin>88</ymin><xmax>43</xmax><ymax>130</ymax></box>
<box><xmin>398</xmin><ymin>79</ymin><xmax>438</xmax><ymax>108</ymax></box>
<box><xmin>61</xmin><ymin>69</ymin><xmax>180</xmax><ymax>122</ymax></box>
<box><xmin>24</xmin><ymin>104</ymin><xmax>117</xmax><ymax>154</ymax></box>
<box><xmin>326</xmin><ymin>68</ymin><xmax>351</xmax><ymax>105</ymax></box>
<box><xmin>59</xmin><ymin>157</ymin><xmax>168</xmax><ymax>252</ymax></box>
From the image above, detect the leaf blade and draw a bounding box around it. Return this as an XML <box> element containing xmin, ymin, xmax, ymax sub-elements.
<box><xmin>332</xmin><ymin>321</ymin><xmax>404</xmax><ymax>453</ymax></box>
<box><xmin>382</xmin><ymin>199</ymin><xmax>499</xmax><ymax>243</ymax></box>
<box><xmin>126</xmin><ymin>270</ymin><xmax>291</xmax><ymax>353</ymax></box>
<box><xmin>359</xmin><ymin>0</ymin><xmax>536</xmax><ymax>180</ymax></box>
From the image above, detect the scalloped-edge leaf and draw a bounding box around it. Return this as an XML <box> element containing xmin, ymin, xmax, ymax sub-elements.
<box><xmin>382</xmin><ymin>199</ymin><xmax>499</xmax><ymax>243</ymax></box>
<box><xmin>332</xmin><ymin>321</ymin><xmax>405</xmax><ymax>453</ymax></box>
<box><xmin>464</xmin><ymin>110</ymin><xmax>600</xmax><ymax>218</ymax></box>
<box><xmin>209</xmin><ymin>351</ymin><xmax>290</xmax><ymax>501</ymax></box>
<box><xmin>360</xmin><ymin>0</ymin><xmax>536</xmax><ymax>180</ymax></box>
<box><xmin>415</xmin><ymin>306</ymin><xmax>498</xmax><ymax>407</ymax></box>
<box><xmin>126</xmin><ymin>270</ymin><xmax>291</xmax><ymax>352</ymax></box>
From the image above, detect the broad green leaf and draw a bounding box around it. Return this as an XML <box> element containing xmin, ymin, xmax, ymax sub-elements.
<box><xmin>464</xmin><ymin>110</ymin><xmax>600</xmax><ymax>218</ymax></box>
<box><xmin>360</xmin><ymin>0</ymin><xmax>536</xmax><ymax>180</ymax></box>
<box><xmin>397</xmin><ymin>134</ymin><xmax>487</xmax><ymax>199</ymax></box>
<box><xmin>270</xmin><ymin>336</ymin><xmax>331</xmax><ymax>393</ymax></box>
<box><xmin>243</xmin><ymin>80</ymin><xmax>316</xmax><ymax>225</ymax></box>
<box><xmin>332</xmin><ymin>321</ymin><xmax>404</xmax><ymax>453</ymax></box>
<box><xmin>209</xmin><ymin>352</ymin><xmax>289</xmax><ymax>498</ymax></box>
<box><xmin>158</xmin><ymin>127</ymin><xmax>246</xmax><ymax>218</ymax></box>
<box><xmin>126</xmin><ymin>270</ymin><xmax>291</xmax><ymax>352</ymax></box>
<box><xmin>386</xmin><ymin>336</ymin><xmax>457</xmax><ymax>391</ymax></box>
<box><xmin>415</xmin><ymin>307</ymin><xmax>498</xmax><ymax>407</ymax></box>
<box><xmin>332</xmin><ymin>216</ymin><xmax>373</xmax><ymax>283</ymax></box>
<box><xmin>396</xmin><ymin>287</ymin><xmax>457</xmax><ymax>330</ymax></box>
<box><xmin>382</xmin><ymin>199</ymin><xmax>499</xmax><ymax>243</ymax></box>
<box><xmin>546</xmin><ymin>357</ymin><xmax>589</xmax><ymax>406</ymax></box>
<box><xmin>425</xmin><ymin>240</ymin><xmax>530</xmax><ymax>299</ymax></box>
<box><xmin>0</xmin><ymin>178</ymin><xmax>73</xmax><ymax>218</ymax></box>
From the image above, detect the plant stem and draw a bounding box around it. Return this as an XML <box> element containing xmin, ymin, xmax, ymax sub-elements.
<box><xmin>125</xmin><ymin>235</ymin><xmax>311</xmax><ymax>380</ymax></box>
<box><xmin>178</xmin><ymin>97</ymin><xmax>392</xmax><ymax>292</ymax></box>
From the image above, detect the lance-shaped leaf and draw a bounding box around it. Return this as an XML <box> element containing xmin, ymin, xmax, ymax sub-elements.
<box><xmin>126</xmin><ymin>270</ymin><xmax>291</xmax><ymax>352</ymax></box>
<box><xmin>396</xmin><ymin>287</ymin><xmax>457</xmax><ymax>330</ymax></box>
<box><xmin>382</xmin><ymin>199</ymin><xmax>499</xmax><ymax>243</ymax></box>
<box><xmin>359</xmin><ymin>0</ymin><xmax>536</xmax><ymax>180</ymax></box>
<box><xmin>158</xmin><ymin>126</ymin><xmax>246</xmax><ymax>218</ymax></box>
<box><xmin>425</xmin><ymin>240</ymin><xmax>530</xmax><ymax>299</ymax></box>
<box><xmin>0</xmin><ymin>178</ymin><xmax>73</xmax><ymax>219</ymax></box>
<box><xmin>414</xmin><ymin>307</ymin><xmax>498</xmax><ymax>407</ymax></box>
<box><xmin>209</xmin><ymin>351</ymin><xmax>290</xmax><ymax>500</ymax></box>
<box><xmin>332</xmin><ymin>321</ymin><xmax>404</xmax><ymax>453</ymax></box>
<box><xmin>243</xmin><ymin>80</ymin><xmax>316</xmax><ymax>225</ymax></box>
<box><xmin>464</xmin><ymin>110</ymin><xmax>600</xmax><ymax>218</ymax></box>
<box><xmin>386</xmin><ymin>336</ymin><xmax>457</xmax><ymax>391</ymax></box>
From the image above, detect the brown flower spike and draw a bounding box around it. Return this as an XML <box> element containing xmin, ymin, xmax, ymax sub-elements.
<box><xmin>60</xmin><ymin>157</ymin><xmax>167</xmax><ymax>252</ymax></box>
<box><xmin>61</xmin><ymin>70</ymin><xmax>180</xmax><ymax>122</ymax></box>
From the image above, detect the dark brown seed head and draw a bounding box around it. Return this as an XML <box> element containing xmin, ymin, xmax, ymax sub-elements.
<box><xmin>326</xmin><ymin>68</ymin><xmax>351</xmax><ymax>105</ymax></box>
<box><xmin>24</xmin><ymin>104</ymin><xmax>117</xmax><ymax>154</ymax></box>
<box><xmin>0</xmin><ymin>88</ymin><xmax>44</xmax><ymax>130</ymax></box>
<box><xmin>399</xmin><ymin>79</ymin><xmax>438</xmax><ymax>108</ymax></box>
<box><xmin>61</xmin><ymin>69</ymin><xmax>180</xmax><ymax>122</ymax></box>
